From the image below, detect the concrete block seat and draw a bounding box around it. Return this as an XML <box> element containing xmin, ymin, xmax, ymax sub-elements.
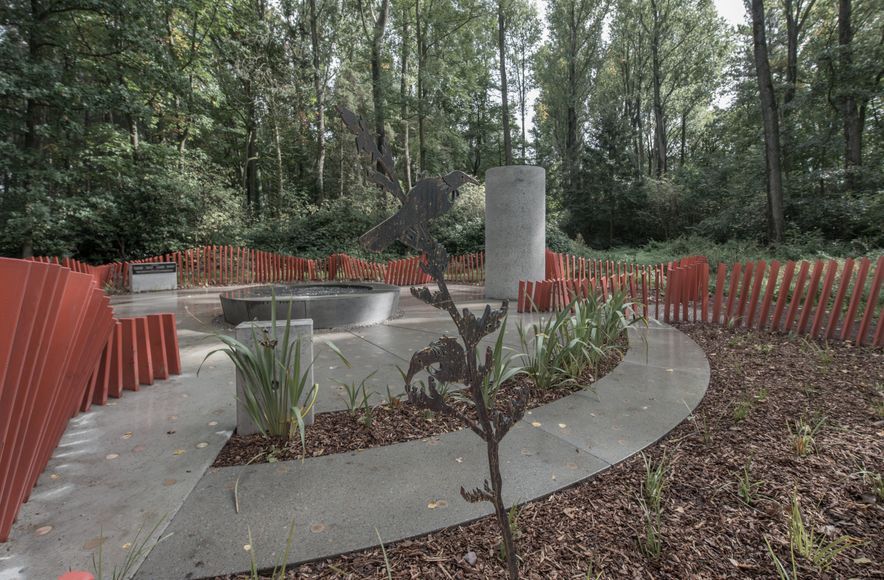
<box><xmin>135</xmin><ymin>319</ymin><xmax>709</xmax><ymax>579</ymax></box>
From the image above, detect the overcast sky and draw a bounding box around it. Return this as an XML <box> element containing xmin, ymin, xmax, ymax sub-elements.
<box><xmin>714</xmin><ymin>0</ymin><xmax>746</xmax><ymax>27</ymax></box>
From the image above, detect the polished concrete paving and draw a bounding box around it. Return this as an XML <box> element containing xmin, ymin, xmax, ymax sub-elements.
<box><xmin>0</xmin><ymin>286</ymin><xmax>709</xmax><ymax>580</ymax></box>
<box><xmin>134</xmin><ymin>322</ymin><xmax>708</xmax><ymax>579</ymax></box>
<box><xmin>0</xmin><ymin>284</ymin><xmax>513</xmax><ymax>579</ymax></box>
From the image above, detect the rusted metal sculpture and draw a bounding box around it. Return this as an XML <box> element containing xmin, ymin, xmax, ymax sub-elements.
<box><xmin>339</xmin><ymin>106</ymin><xmax>525</xmax><ymax>578</ymax></box>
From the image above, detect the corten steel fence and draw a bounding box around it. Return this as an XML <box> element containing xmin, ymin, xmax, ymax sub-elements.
<box><xmin>38</xmin><ymin>246</ymin><xmax>488</xmax><ymax>291</ymax></box>
<box><xmin>665</xmin><ymin>256</ymin><xmax>884</xmax><ymax>346</ymax></box>
<box><xmin>0</xmin><ymin>258</ymin><xmax>182</xmax><ymax>542</ymax></box>
<box><xmin>518</xmin><ymin>251</ymin><xmax>705</xmax><ymax>316</ymax></box>
<box><xmin>520</xmin><ymin>251</ymin><xmax>884</xmax><ymax>347</ymax></box>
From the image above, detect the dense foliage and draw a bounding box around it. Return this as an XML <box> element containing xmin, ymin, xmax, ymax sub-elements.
<box><xmin>0</xmin><ymin>0</ymin><xmax>880</xmax><ymax>262</ymax></box>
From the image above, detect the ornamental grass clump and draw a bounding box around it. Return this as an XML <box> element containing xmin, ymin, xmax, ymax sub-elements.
<box><xmin>200</xmin><ymin>296</ymin><xmax>348</xmax><ymax>455</ymax></box>
<box><xmin>517</xmin><ymin>292</ymin><xmax>636</xmax><ymax>389</ymax></box>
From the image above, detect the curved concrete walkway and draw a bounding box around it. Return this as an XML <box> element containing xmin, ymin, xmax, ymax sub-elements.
<box><xmin>135</xmin><ymin>321</ymin><xmax>708</xmax><ymax>579</ymax></box>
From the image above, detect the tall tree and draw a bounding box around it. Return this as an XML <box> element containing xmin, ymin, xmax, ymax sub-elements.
<box><xmin>507</xmin><ymin>0</ymin><xmax>540</xmax><ymax>163</ymax></box>
<box><xmin>360</xmin><ymin>0</ymin><xmax>392</xmax><ymax>163</ymax></box>
<box><xmin>497</xmin><ymin>0</ymin><xmax>513</xmax><ymax>164</ymax></box>
<box><xmin>536</xmin><ymin>0</ymin><xmax>609</xmax><ymax>198</ymax></box>
<box><xmin>837</xmin><ymin>0</ymin><xmax>861</xmax><ymax>172</ymax></box>
<box><xmin>750</xmin><ymin>0</ymin><xmax>785</xmax><ymax>243</ymax></box>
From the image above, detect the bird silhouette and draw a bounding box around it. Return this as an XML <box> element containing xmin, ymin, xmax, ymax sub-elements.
<box><xmin>359</xmin><ymin>171</ymin><xmax>478</xmax><ymax>252</ymax></box>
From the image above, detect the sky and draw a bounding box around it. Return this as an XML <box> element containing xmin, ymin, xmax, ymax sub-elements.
<box><xmin>714</xmin><ymin>0</ymin><xmax>747</xmax><ymax>27</ymax></box>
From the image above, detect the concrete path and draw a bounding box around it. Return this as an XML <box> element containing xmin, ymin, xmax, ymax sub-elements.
<box><xmin>0</xmin><ymin>285</ymin><xmax>519</xmax><ymax>579</ymax></box>
<box><xmin>135</xmin><ymin>323</ymin><xmax>708</xmax><ymax>579</ymax></box>
<box><xmin>1</xmin><ymin>285</ymin><xmax>708</xmax><ymax>580</ymax></box>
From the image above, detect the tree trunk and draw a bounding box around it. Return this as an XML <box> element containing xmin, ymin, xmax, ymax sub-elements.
<box><xmin>498</xmin><ymin>0</ymin><xmax>513</xmax><ymax>165</ymax></box>
<box><xmin>679</xmin><ymin>110</ymin><xmax>686</xmax><ymax>167</ymax></box>
<box><xmin>370</xmin><ymin>0</ymin><xmax>390</xmax><ymax>170</ymax></box>
<box><xmin>782</xmin><ymin>0</ymin><xmax>816</xmax><ymax>173</ymax></box>
<box><xmin>838</xmin><ymin>0</ymin><xmax>862</xmax><ymax>173</ymax></box>
<box><xmin>565</xmin><ymin>2</ymin><xmax>578</xmax><ymax>196</ymax></box>
<box><xmin>416</xmin><ymin>0</ymin><xmax>427</xmax><ymax>175</ymax></box>
<box><xmin>271</xmin><ymin>99</ymin><xmax>284</xmax><ymax>214</ymax></box>
<box><xmin>400</xmin><ymin>3</ymin><xmax>412</xmax><ymax>189</ymax></box>
<box><xmin>309</xmin><ymin>0</ymin><xmax>326</xmax><ymax>199</ymax></box>
<box><xmin>244</xmin><ymin>80</ymin><xmax>260</xmax><ymax>212</ymax></box>
<box><xmin>650</xmin><ymin>0</ymin><xmax>667</xmax><ymax>177</ymax></box>
<box><xmin>519</xmin><ymin>43</ymin><xmax>527</xmax><ymax>162</ymax></box>
<box><xmin>339</xmin><ymin>117</ymin><xmax>345</xmax><ymax>197</ymax></box>
<box><xmin>750</xmin><ymin>0</ymin><xmax>785</xmax><ymax>244</ymax></box>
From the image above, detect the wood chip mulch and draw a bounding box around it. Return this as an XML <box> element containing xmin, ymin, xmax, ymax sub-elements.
<box><xmin>212</xmin><ymin>349</ymin><xmax>624</xmax><ymax>468</ymax></box>
<box><xmin>218</xmin><ymin>324</ymin><xmax>882</xmax><ymax>579</ymax></box>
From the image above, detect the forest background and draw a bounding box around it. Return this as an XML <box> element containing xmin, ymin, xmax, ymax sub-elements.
<box><xmin>1</xmin><ymin>0</ymin><xmax>881</xmax><ymax>265</ymax></box>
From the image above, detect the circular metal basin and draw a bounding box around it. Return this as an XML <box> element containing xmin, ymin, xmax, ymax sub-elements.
<box><xmin>219</xmin><ymin>282</ymin><xmax>400</xmax><ymax>329</ymax></box>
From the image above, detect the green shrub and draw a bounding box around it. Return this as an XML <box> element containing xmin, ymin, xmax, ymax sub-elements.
<box><xmin>517</xmin><ymin>292</ymin><xmax>635</xmax><ymax>389</ymax></box>
<box><xmin>199</xmin><ymin>298</ymin><xmax>348</xmax><ymax>454</ymax></box>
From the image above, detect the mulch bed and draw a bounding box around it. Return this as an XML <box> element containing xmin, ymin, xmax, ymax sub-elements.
<box><xmin>219</xmin><ymin>324</ymin><xmax>883</xmax><ymax>579</ymax></box>
<box><xmin>212</xmin><ymin>348</ymin><xmax>624</xmax><ymax>468</ymax></box>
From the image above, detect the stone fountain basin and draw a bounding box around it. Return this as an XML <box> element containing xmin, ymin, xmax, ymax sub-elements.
<box><xmin>220</xmin><ymin>282</ymin><xmax>400</xmax><ymax>328</ymax></box>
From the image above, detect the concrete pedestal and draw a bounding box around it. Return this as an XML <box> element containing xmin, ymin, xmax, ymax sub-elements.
<box><xmin>234</xmin><ymin>319</ymin><xmax>314</xmax><ymax>436</ymax></box>
<box><xmin>484</xmin><ymin>166</ymin><xmax>546</xmax><ymax>300</ymax></box>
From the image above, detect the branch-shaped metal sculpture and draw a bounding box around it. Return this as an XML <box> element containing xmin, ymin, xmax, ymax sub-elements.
<box><xmin>339</xmin><ymin>107</ymin><xmax>525</xmax><ymax>579</ymax></box>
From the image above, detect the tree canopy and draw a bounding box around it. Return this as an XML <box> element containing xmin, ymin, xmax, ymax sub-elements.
<box><xmin>1</xmin><ymin>0</ymin><xmax>881</xmax><ymax>262</ymax></box>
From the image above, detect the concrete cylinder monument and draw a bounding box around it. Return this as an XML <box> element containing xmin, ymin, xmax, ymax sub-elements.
<box><xmin>484</xmin><ymin>166</ymin><xmax>546</xmax><ymax>300</ymax></box>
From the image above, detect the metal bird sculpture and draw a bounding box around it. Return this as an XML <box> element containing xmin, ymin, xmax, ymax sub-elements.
<box><xmin>359</xmin><ymin>171</ymin><xmax>478</xmax><ymax>252</ymax></box>
<box><xmin>339</xmin><ymin>105</ymin><xmax>525</xmax><ymax>579</ymax></box>
<box><xmin>337</xmin><ymin>106</ymin><xmax>477</xmax><ymax>258</ymax></box>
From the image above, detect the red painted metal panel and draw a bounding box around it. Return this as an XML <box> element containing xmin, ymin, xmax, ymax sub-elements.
<box><xmin>797</xmin><ymin>260</ymin><xmax>824</xmax><ymax>335</ymax></box>
<box><xmin>825</xmin><ymin>258</ymin><xmax>854</xmax><ymax>340</ymax></box>
<box><xmin>784</xmin><ymin>261</ymin><xmax>810</xmax><ymax>333</ymax></box>
<box><xmin>856</xmin><ymin>256</ymin><xmax>884</xmax><ymax>346</ymax></box>
<box><xmin>81</xmin><ymin>359</ymin><xmax>102</xmax><ymax>412</ymax></box>
<box><xmin>700</xmin><ymin>263</ymin><xmax>709</xmax><ymax>323</ymax></box>
<box><xmin>757</xmin><ymin>260</ymin><xmax>779</xmax><ymax>331</ymax></box>
<box><xmin>30</xmin><ymin>283</ymin><xmax>106</xmax><ymax>502</ymax></box>
<box><xmin>92</xmin><ymin>333</ymin><xmax>114</xmax><ymax>406</ymax></box>
<box><xmin>147</xmin><ymin>315</ymin><xmax>169</xmax><ymax>380</ymax></box>
<box><xmin>735</xmin><ymin>261</ymin><xmax>755</xmax><ymax>325</ymax></box>
<box><xmin>724</xmin><ymin>263</ymin><xmax>742</xmax><ymax>325</ymax></box>
<box><xmin>137</xmin><ymin>315</ymin><xmax>157</xmax><ymax>380</ymax></box>
<box><xmin>663</xmin><ymin>266</ymin><xmax>673</xmax><ymax>323</ymax></box>
<box><xmin>107</xmin><ymin>321</ymin><xmax>124</xmax><ymax>397</ymax></box>
<box><xmin>810</xmin><ymin>260</ymin><xmax>838</xmax><ymax>338</ymax></box>
<box><xmin>0</xmin><ymin>259</ymin><xmax>31</xmax><ymax>388</ymax></box>
<box><xmin>746</xmin><ymin>261</ymin><xmax>766</xmax><ymax>328</ymax></box>
<box><xmin>161</xmin><ymin>314</ymin><xmax>182</xmax><ymax>375</ymax></box>
<box><xmin>0</xmin><ymin>270</ymin><xmax>92</xmax><ymax>540</ymax></box>
<box><xmin>771</xmin><ymin>261</ymin><xmax>796</xmax><ymax>332</ymax></box>
<box><xmin>120</xmin><ymin>318</ymin><xmax>139</xmax><ymax>391</ymax></box>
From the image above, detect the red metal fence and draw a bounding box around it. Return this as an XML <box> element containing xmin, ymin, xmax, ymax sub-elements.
<box><xmin>519</xmin><ymin>251</ymin><xmax>884</xmax><ymax>347</ymax></box>
<box><xmin>0</xmin><ymin>258</ymin><xmax>182</xmax><ymax>541</ymax></box>
<box><xmin>666</xmin><ymin>256</ymin><xmax>884</xmax><ymax>346</ymax></box>
<box><xmin>34</xmin><ymin>246</ymin><xmax>487</xmax><ymax>290</ymax></box>
<box><xmin>519</xmin><ymin>251</ymin><xmax>704</xmax><ymax>314</ymax></box>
